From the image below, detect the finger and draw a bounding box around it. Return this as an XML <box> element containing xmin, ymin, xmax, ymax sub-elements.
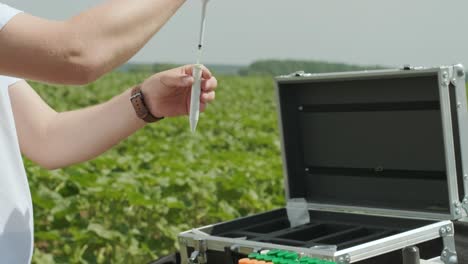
<box><xmin>202</xmin><ymin>76</ymin><xmax>218</xmax><ymax>92</ymax></box>
<box><xmin>200</xmin><ymin>65</ymin><xmax>212</xmax><ymax>79</ymax></box>
<box><xmin>200</xmin><ymin>102</ymin><xmax>207</xmax><ymax>113</ymax></box>
<box><xmin>200</xmin><ymin>91</ymin><xmax>215</xmax><ymax>103</ymax></box>
<box><xmin>183</xmin><ymin>64</ymin><xmax>212</xmax><ymax>79</ymax></box>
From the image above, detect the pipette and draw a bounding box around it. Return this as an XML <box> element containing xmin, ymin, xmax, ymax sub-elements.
<box><xmin>190</xmin><ymin>0</ymin><xmax>210</xmax><ymax>132</ymax></box>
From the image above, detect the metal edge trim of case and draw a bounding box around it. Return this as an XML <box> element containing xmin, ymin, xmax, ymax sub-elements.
<box><xmin>178</xmin><ymin>221</ymin><xmax>452</xmax><ymax>264</ymax></box>
<box><xmin>334</xmin><ymin>220</ymin><xmax>453</xmax><ymax>263</ymax></box>
<box><xmin>275</xmin><ymin>68</ymin><xmax>440</xmax><ymax>84</ymax></box>
<box><xmin>274</xmin><ymin>80</ymin><xmax>292</xmax><ymax>201</ymax></box>
<box><xmin>178</xmin><ymin>232</ymin><xmax>334</xmax><ymax>260</ymax></box>
<box><xmin>438</xmin><ymin>66</ymin><xmax>463</xmax><ymax>219</ymax></box>
<box><xmin>305</xmin><ymin>203</ymin><xmax>451</xmax><ymax>221</ymax></box>
<box><xmin>451</xmin><ymin>64</ymin><xmax>468</xmax><ymax>216</ymax></box>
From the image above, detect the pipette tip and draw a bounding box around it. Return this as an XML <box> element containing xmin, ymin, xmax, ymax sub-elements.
<box><xmin>190</xmin><ymin>119</ymin><xmax>198</xmax><ymax>133</ymax></box>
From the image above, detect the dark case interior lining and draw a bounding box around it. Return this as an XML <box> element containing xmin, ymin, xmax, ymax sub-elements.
<box><xmin>205</xmin><ymin>209</ymin><xmax>437</xmax><ymax>250</ymax></box>
<box><xmin>278</xmin><ymin>74</ymin><xmax>451</xmax><ymax>214</ymax></box>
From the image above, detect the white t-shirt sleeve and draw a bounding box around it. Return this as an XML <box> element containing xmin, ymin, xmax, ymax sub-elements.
<box><xmin>0</xmin><ymin>3</ymin><xmax>22</xmax><ymax>30</ymax></box>
<box><xmin>0</xmin><ymin>76</ymin><xmax>22</xmax><ymax>88</ymax></box>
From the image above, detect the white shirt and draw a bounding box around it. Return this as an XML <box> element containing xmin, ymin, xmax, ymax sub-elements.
<box><xmin>0</xmin><ymin>3</ymin><xmax>34</xmax><ymax>264</ymax></box>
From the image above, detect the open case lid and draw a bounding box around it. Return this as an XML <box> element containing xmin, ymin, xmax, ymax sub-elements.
<box><xmin>275</xmin><ymin>65</ymin><xmax>468</xmax><ymax>221</ymax></box>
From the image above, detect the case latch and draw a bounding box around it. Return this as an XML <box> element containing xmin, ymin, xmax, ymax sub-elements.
<box><xmin>189</xmin><ymin>239</ymin><xmax>207</xmax><ymax>264</ymax></box>
<box><xmin>450</xmin><ymin>64</ymin><xmax>465</xmax><ymax>86</ymax></box>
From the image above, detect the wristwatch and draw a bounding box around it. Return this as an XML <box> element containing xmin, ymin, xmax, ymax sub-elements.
<box><xmin>130</xmin><ymin>85</ymin><xmax>164</xmax><ymax>123</ymax></box>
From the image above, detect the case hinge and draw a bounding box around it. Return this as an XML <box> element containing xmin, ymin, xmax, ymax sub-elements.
<box><xmin>441</xmin><ymin>64</ymin><xmax>465</xmax><ymax>87</ymax></box>
<box><xmin>450</xmin><ymin>64</ymin><xmax>465</xmax><ymax>86</ymax></box>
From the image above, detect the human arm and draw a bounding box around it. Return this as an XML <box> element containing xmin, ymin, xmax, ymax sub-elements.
<box><xmin>9</xmin><ymin>65</ymin><xmax>217</xmax><ymax>170</ymax></box>
<box><xmin>0</xmin><ymin>0</ymin><xmax>185</xmax><ymax>85</ymax></box>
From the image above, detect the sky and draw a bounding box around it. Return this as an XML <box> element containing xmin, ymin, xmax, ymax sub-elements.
<box><xmin>4</xmin><ymin>0</ymin><xmax>468</xmax><ymax>68</ymax></box>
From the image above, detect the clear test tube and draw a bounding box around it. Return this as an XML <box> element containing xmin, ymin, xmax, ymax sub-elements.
<box><xmin>189</xmin><ymin>64</ymin><xmax>203</xmax><ymax>132</ymax></box>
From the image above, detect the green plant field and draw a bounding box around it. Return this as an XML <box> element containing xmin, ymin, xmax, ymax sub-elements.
<box><xmin>27</xmin><ymin>73</ymin><xmax>285</xmax><ymax>264</ymax></box>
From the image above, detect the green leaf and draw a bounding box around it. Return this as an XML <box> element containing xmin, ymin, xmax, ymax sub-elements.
<box><xmin>87</xmin><ymin>223</ymin><xmax>124</xmax><ymax>241</ymax></box>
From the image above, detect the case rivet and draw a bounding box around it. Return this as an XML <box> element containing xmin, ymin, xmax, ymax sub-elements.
<box><xmin>464</xmin><ymin>174</ymin><xmax>468</xmax><ymax>181</ymax></box>
<box><xmin>446</xmin><ymin>227</ymin><xmax>452</xmax><ymax>233</ymax></box>
<box><xmin>298</xmin><ymin>106</ymin><xmax>304</xmax><ymax>111</ymax></box>
<box><xmin>442</xmin><ymin>72</ymin><xmax>450</xmax><ymax>86</ymax></box>
<box><xmin>463</xmin><ymin>198</ymin><xmax>468</xmax><ymax>204</ymax></box>
<box><xmin>455</xmin><ymin>208</ymin><xmax>461</xmax><ymax>215</ymax></box>
<box><xmin>345</xmin><ymin>256</ymin><xmax>351</xmax><ymax>262</ymax></box>
<box><xmin>454</xmin><ymin>201</ymin><xmax>461</xmax><ymax>207</ymax></box>
<box><xmin>305</xmin><ymin>168</ymin><xmax>310</xmax><ymax>172</ymax></box>
<box><xmin>457</xmin><ymin>102</ymin><xmax>462</xmax><ymax>109</ymax></box>
<box><xmin>443</xmin><ymin>250</ymin><xmax>448</xmax><ymax>257</ymax></box>
<box><xmin>441</xmin><ymin>227</ymin><xmax>447</xmax><ymax>234</ymax></box>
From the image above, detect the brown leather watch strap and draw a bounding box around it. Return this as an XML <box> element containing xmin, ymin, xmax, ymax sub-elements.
<box><xmin>130</xmin><ymin>85</ymin><xmax>164</xmax><ymax>123</ymax></box>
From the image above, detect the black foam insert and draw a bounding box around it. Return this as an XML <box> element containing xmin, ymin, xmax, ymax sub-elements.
<box><xmin>207</xmin><ymin>209</ymin><xmax>436</xmax><ymax>250</ymax></box>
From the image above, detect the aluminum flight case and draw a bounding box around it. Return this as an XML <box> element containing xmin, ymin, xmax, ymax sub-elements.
<box><xmin>179</xmin><ymin>65</ymin><xmax>468</xmax><ymax>264</ymax></box>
